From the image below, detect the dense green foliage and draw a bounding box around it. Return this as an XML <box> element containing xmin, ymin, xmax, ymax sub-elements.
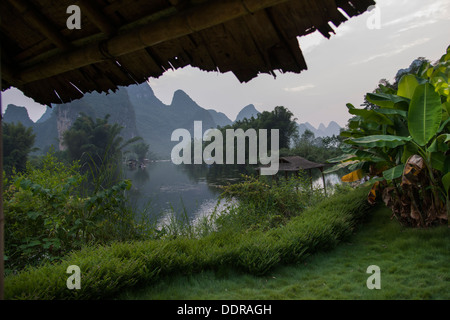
<box><xmin>2</xmin><ymin>121</ymin><xmax>36</xmax><ymax>175</ymax></box>
<box><xmin>220</xmin><ymin>106</ymin><xmax>299</xmax><ymax>150</ymax></box>
<box><xmin>282</xmin><ymin>129</ymin><xmax>343</xmax><ymax>163</ymax></box>
<box><xmin>329</xmin><ymin>46</ymin><xmax>450</xmax><ymax>227</ymax></box>
<box><xmin>129</xmin><ymin>142</ymin><xmax>150</xmax><ymax>162</ymax></box>
<box><xmin>216</xmin><ymin>173</ymin><xmax>325</xmax><ymax>231</ymax></box>
<box><xmin>62</xmin><ymin>113</ymin><xmax>142</xmax><ymax>188</ymax></box>
<box><xmin>3</xmin><ymin>153</ymin><xmax>152</xmax><ymax>273</ymax></box>
<box><xmin>122</xmin><ymin>205</ymin><xmax>449</xmax><ymax>300</ymax></box>
<box><xmin>4</xmin><ymin>186</ymin><xmax>371</xmax><ymax>299</ymax></box>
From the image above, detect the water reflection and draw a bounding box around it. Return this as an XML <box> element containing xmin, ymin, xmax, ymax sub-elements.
<box><xmin>124</xmin><ymin>161</ymin><xmax>343</xmax><ymax>224</ymax></box>
<box><xmin>124</xmin><ymin>161</ymin><xmax>252</xmax><ymax>222</ymax></box>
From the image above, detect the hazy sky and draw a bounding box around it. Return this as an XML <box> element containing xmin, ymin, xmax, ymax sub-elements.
<box><xmin>2</xmin><ymin>0</ymin><xmax>450</xmax><ymax>128</ymax></box>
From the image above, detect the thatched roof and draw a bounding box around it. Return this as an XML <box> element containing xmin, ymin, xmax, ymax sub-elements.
<box><xmin>1</xmin><ymin>0</ymin><xmax>375</xmax><ymax>105</ymax></box>
<box><xmin>278</xmin><ymin>156</ymin><xmax>326</xmax><ymax>171</ymax></box>
<box><xmin>279</xmin><ymin>156</ymin><xmax>326</xmax><ymax>171</ymax></box>
<box><xmin>257</xmin><ymin>156</ymin><xmax>326</xmax><ymax>172</ymax></box>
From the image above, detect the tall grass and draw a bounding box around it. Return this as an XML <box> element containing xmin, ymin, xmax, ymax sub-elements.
<box><xmin>123</xmin><ymin>205</ymin><xmax>449</xmax><ymax>300</ymax></box>
<box><xmin>215</xmin><ymin>173</ymin><xmax>326</xmax><ymax>232</ymax></box>
<box><xmin>4</xmin><ymin>185</ymin><xmax>372</xmax><ymax>299</ymax></box>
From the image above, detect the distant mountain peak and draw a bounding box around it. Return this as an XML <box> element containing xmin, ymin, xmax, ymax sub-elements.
<box><xmin>36</xmin><ymin>106</ymin><xmax>54</xmax><ymax>123</ymax></box>
<box><xmin>126</xmin><ymin>82</ymin><xmax>155</xmax><ymax>97</ymax></box>
<box><xmin>172</xmin><ymin>89</ymin><xmax>190</xmax><ymax>101</ymax></box>
<box><xmin>171</xmin><ymin>89</ymin><xmax>201</xmax><ymax>110</ymax></box>
<box><xmin>3</xmin><ymin>104</ymin><xmax>34</xmax><ymax>127</ymax></box>
<box><xmin>297</xmin><ymin>121</ymin><xmax>341</xmax><ymax>138</ymax></box>
<box><xmin>235</xmin><ymin>104</ymin><xmax>260</xmax><ymax>122</ymax></box>
<box><xmin>207</xmin><ymin>109</ymin><xmax>232</xmax><ymax>127</ymax></box>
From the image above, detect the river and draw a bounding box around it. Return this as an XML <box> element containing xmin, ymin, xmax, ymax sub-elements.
<box><xmin>124</xmin><ymin>160</ymin><xmax>343</xmax><ymax>224</ymax></box>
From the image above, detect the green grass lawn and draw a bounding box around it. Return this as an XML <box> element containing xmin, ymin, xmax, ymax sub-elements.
<box><xmin>120</xmin><ymin>205</ymin><xmax>449</xmax><ymax>300</ymax></box>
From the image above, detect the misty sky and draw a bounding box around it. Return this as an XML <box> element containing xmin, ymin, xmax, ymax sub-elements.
<box><xmin>2</xmin><ymin>0</ymin><xmax>450</xmax><ymax>128</ymax></box>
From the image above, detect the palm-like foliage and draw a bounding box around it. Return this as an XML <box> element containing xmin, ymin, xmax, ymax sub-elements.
<box><xmin>327</xmin><ymin>46</ymin><xmax>450</xmax><ymax>227</ymax></box>
<box><xmin>63</xmin><ymin>113</ymin><xmax>142</xmax><ymax>189</ymax></box>
<box><xmin>3</xmin><ymin>121</ymin><xmax>36</xmax><ymax>174</ymax></box>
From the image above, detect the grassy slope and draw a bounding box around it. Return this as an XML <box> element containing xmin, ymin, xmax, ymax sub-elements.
<box><xmin>121</xmin><ymin>205</ymin><xmax>449</xmax><ymax>300</ymax></box>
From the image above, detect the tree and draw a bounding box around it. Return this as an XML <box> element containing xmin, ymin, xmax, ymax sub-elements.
<box><xmin>3</xmin><ymin>122</ymin><xmax>36</xmax><ymax>174</ymax></box>
<box><xmin>288</xmin><ymin>130</ymin><xmax>342</xmax><ymax>163</ymax></box>
<box><xmin>256</xmin><ymin>106</ymin><xmax>299</xmax><ymax>149</ymax></box>
<box><xmin>227</xmin><ymin>106</ymin><xmax>299</xmax><ymax>150</ymax></box>
<box><xmin>62</xmin><ymin>113</ymin><xmax>142</xmax><ymax>188</ymax></box>
<box><xmin>131</xmin><ymin>142</ymin><xmax>150</xmax><ymax>162</ymax></box>
<box><xmin>299</xmin><ymin>129</ymin><xmax>315</xmax><ymax>145</ymax></box>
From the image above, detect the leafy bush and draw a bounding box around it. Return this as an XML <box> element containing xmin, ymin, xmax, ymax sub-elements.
<box><xmin>4</xmin><ymin>153</ymin><xmax>152</xmax><ymax>273</ymax></box>
<box><xmin>284</xmin><ymin>130</ymin><xmax>343</xmax><ymax>164</ymax></box>
<box><xmin>216</xmin><ymin>173</ymin><xmax>325</xmax><ymax>231</ymax></box>
<box><xmin>3</xmin><ymin>121</ymin><xmax>36</xmax><ymax>175</ymax></box>
<box><xmin>5</xmin><ymin>186</ymin><xmax>372</xmax><ymax>300</ymax></box>
<box><xmin>329</xmin><ymin>46</ymin><xmax>450</xmax><ymax>227</ymax></box>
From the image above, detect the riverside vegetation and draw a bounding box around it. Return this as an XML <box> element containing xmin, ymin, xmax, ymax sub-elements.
<box><xmin>3</xmin><ymin>47</ymin><xmax>449</xmax><ymax>300</ymax></box>
<box><xmin>3</xmin><ymin>109</ymin><xmax>367</xmax><ymax>299</ymax></box>
<box><xmin>327</xmin><ymin>45</ymin><xmax>450</xmax><ymax>227</ymax></box>
<box><xmin>5</xmin><ymin>181</ymin><xmax>372</xmax><ymax>299</ymax></box>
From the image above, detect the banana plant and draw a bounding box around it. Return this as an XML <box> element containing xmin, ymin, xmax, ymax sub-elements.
<box><xmin>327</xmin><ymin>45</ymin><xmax>450</xmax><ymax>227</ymax></box>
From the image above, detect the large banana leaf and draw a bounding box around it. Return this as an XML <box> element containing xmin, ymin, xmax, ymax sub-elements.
<box><xmin>327</xmin><ymin>149</ymin><xmax>386</xmax><ymax>164</ymax></box>
<box><xmin>383</xmin><ymin>164</ymin><xmax>405</xmax><ymax>180</ymax></box>
<box><xmin>443</xmin><ymin>172</ymin><xmax>450</xmax><ymax>194</ymax></box>
<box><xmin>366</xmin><ymin>93</ymin><xmax>410</xmax><ymax>110</ymax></box>
<box><xmin>430</xmin><ymin>152</ymin><xmax>449</xmax><ymax>173</ymax></box>
<box><xmin>326</xmin><ymin>154</ymin><xmax>356</xmax><ymax>163</ymax></box>
<box><xmin>349</xmin><ymin>135</ymin><xmax>412</xmax><ymax>148</ymax></box>
<box><xmin>346</xmin><ymin>104</ymin><xmax>394</xmax><ymax>125</ymax></box>
<box><xmin>323</xmin><ymin>160</ymin><xmax>358</xmax><ymax>174</ymax></box>
<box><xmin>408</xmin><ymin>83</ymin><xmax>443</xmax><ymax>146</ymax></box>
<box><xmin>397</xmin><ymin>74</ymin><xmax>419</xmax><ymax>99</ymax></box>
<box><xmin>427</xmin><ymin>134</ymin><xmax>450</xmax><ymax>153</ymax></box>
<box><xmin>341</xmin><ymin>169</ymin><xmax>364</xmax><ymax>182</ymax></box>
<box><xmin>376</xmin><ymin>108</ymin><xmax>408</xmax><ymax>118</ymax></box>
<box><xmin>443</xmin><ymin>102</ymin><xmax>450</xmax><ymax>116</ymax></box>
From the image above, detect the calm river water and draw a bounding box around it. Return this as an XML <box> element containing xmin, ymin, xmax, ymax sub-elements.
<box><xmin>124</xmin><ymin>160</ymin><xmax>342</xmax><ymax>224</ymax></box>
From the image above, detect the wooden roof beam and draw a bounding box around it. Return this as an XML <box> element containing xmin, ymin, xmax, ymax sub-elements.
<box><xmin>12</xmin><ymin>0</ymin><xmax>291</xmax><ymax>86</ymax></box>
<box><xmin>77</xmin><ymin>0</ymin><xmax>116</xmax><ymax>36</ymax></box>
<box><xmin>6</xmin><ymin>0</ymin><xmax>72</xmax><ymax>51</ymax></box>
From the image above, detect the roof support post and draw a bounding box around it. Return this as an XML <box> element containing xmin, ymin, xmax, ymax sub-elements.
<box><xmin>320</xmin><ymin>167</ymin><xmax>327</xmax><ymax>196</ymax></box>
<box><xmin>0</xmin><ymin>60</ymin><xmax>4</xmax><ymax>301</ymax></box>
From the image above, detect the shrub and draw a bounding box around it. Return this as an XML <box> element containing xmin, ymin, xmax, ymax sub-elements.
<box><xmin>330</xmin><ymin>46</ymin><xmax>450</xmax><ymax>227</ymax></box>
<box><xmin>4</xmin><ymin>153</ymin><xmax>152</xmax><ymax>273</ymax></box>
<box><xmin>216</xmin><ymin>173</ymin><xmax>325</xmax><ymax>231</ymax></box>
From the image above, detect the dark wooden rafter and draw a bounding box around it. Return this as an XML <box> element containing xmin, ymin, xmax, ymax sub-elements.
<box><xmin>6</xmin><ymin>0</ymin><xmax>72</xmax><ymax>51</ymax></box>
<box><xmin>12</xmin><ymin>0</ymin><xmax>293</xmax><ymax>86</ymax></box>
<box><xmin>77</xmin><ymin>0</ymin><xmax>116</xmax><ymax>36</ymax></box>
<box><xmin>0</xmin><ymin>45</ymin><xmax>19</xmax><ymax>85</ymax></box>
<box><xmin>0</xmin><ymin>0</ymin><xmax>376</xmax><ymax>104</ymax></box>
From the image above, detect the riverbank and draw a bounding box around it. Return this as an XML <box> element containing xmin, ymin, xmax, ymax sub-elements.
<box><xmin>121</xmin><ymin>205</ymin><xmax>449</xmax><ymax>300</ymax></box>
<box><xmin>5</xmin><ymin>186</ymin><xmax>372</xmax><ymax>299</ymax></box>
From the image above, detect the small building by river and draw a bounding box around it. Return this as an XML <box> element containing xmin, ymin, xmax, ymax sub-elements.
<box><xmin>257</xmin><ymin>156</ymin><xmax>328</xmax><ymax>194</ymax></box>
